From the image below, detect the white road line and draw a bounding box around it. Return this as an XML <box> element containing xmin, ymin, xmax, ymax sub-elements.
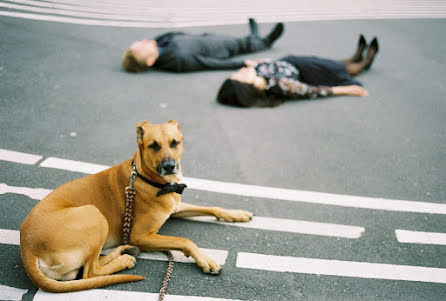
<box><xmin>0</xmin><ymin>284</ymin><xmax>28</xmax><ymax>301</ymax></box>
<box><xmin>139</xmin><ymin>247</ymin><xmax>228</xmax><ymax>265</ymax></box>
<box><xmin>0</xmin><ymin>148</ymin><xmax>42</xmax><ymax>165</ymax></box>
<box><xmin>183</xmin><ymin>177</ymin><xmax>446</xmax><ymax>214</ymax></box>
<box><xmin>10</xmin><ymin>0</ymin><xmax>446</xmax><ymax>18</ymax></box>
<box><xmin>0</xmin><ymin>229</ymin><xmax>228</xmax><ymax>265</ymax></box>
<box><xmin>186</xmin><ymin>216</ymin><xmax>364</xmax><ymax>239</ymax></box>
<box><xmin>395</xmin><ymin>229</ymin><xmax>446</xmax><ymax>246</ymax></box>
<box><xmin>0</xmin><ymin>183</ymin><xmax>52</xmax><ymax>200</ymax></box>
<box><xmin>0</xmin><ymin>2</ymin><xmax>169</xmax><ymax>22</ymax></box>
<box><xmin>34</xmin><ymin>288</ymin><xmax>243</xmax><ymax>301</ymax></box>
<box><xmin>0</xmin><ymin>11</ymin><xmax>175</xmax><ymax>28</ymax></box>
<box><xmin>0</xmin><ymin>229</ymin><xmax>20</xmax><ymax>245</ymax></box>
<box><xmin>0</xmin><ymin>150</ymin><xmax>444</xmax><ymax>214</ymax></box>
<box><xmin>2</xmin><ymin>1</ymin><xmax>446</xmax><ymax>28</ymax></box>
<box><xmin>40</xmin><ymin>157</ymin><xmax>109</xmax><ymax>174</ymax></box>
<box><xmin>1</xmin><ymin>183</ymin><xmax>363</xmax><ymax>239</ymax></box>
<box><xmin>102</xmin><ymin>247</ymin><xmax>228</xmax><ymax>265</ymax></box>
<box><xmin>236</xmin><ymin>252</ymin><xmax>446</xmax><ymax>284</ymax></box>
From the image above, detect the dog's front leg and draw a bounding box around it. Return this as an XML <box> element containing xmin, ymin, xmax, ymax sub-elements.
<box><xmin>133</xmin><ymin>233</ymin><xmax>221</xmax><ymax>274</ymax></box>
<box><xmin>172</xmin><ymin>202</ymin><xmax>253</xmax><ymax>222</ymax></box>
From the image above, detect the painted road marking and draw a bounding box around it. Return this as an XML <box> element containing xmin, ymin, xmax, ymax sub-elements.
<box><xmin>0</xmin><ymin>183</ymin><xmax>52</xmax><ymax>200</ymax></box>
<box><xmin>395</xmin><ymin>229</ymin><xmax>446</xmax><ymax>246</ymax></box>
<box><xmin>0</xmin><ymin>284</ymin><xmax>28</xmax><ymax>301</ymax></box>
<box><xmin>236</xmin><ymin>252</ymin><xmax>446</xmax><ymax>284</ymax></box>
<box><xmin>40</xmin><ymin>157</ymin><xmax>109</xmax><ymax>174</ymax></box>
<box><xmin>34</xmin><ymin>288</ymin><xmax>243</xmax><ymax>301</ymax></box>
<box><xmin>183</xmin><ymin>177</ymin><xmax>446</xmax><ymax>214</ymax></box>
<box><xmin>1</xmin><ymin>183</ymin><xmax>363</xmax><ymax>239</ymax></box>
<box><xmin>1</xmin><ymin>0</ymin><xmax>446</xmax><ymax>28</ymax></box>
<box><xmin>1</xmin><ymin>149</ymin><xmax>445</xmax><ymax>214</ymax></box>
<box><xmin>0</xmin><ymin>229</ymin><xmax>20</xmax><ymax>245</ymax></box>
<box><xmin>39</xmin><ymin>155</ymin><xmax>446</xmax><ymax>215</ymax></box>
<box><xmin>186</xmin><ymin>216</ymin><xmax>364</xmax><ymax>239</ymax></box>
<box><xmin>0</xmin><ymin>2</ymin><xmax>168</xmax><ymax>22</ymax></box>
<box><xmin>0</xmin><ymin>229</ymin><xmax>228</xmax><ymax>265</ymax></box>
<box><xmin>0</xmin><ymin>148</ymin><xmax>42</xmax><ymax>165</ymax></box>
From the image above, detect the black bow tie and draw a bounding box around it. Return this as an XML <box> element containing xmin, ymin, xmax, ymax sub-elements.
<box><xmin>132</xmin><ymin>161</ymin><xmax>187</xmax><ymax>197</ymax></box>
<box><xmin>156</xmin><ymin>182</ymin><xmax>187</xmax><ymax>196</ymax></box>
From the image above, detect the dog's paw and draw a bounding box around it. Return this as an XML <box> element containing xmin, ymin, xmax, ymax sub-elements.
<box><xmin>195</xmin><ymin>253</ymin><xmax>221</xmax><ymax>275</ymax></box>
<box><xmin>121</xmin><ymin>254</ymin><xmax>137</xmax><ymax>269</ymax></box>
<box><xmin>215</xmin><ymin>209</ymin><xmax>253</xmax><ymax>222</ymax></box>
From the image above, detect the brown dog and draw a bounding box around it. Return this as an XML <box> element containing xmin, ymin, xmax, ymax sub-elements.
<box><xmin>20</xmin><ymin>120</ymin><xmax>253</xmax><ymax>293</ymax></box>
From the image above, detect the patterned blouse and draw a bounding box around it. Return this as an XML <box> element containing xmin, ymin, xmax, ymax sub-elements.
<box><xmin>254</xmin><ymin>60</ymin><xmax>333</xmax><ymax>99</ymax></box>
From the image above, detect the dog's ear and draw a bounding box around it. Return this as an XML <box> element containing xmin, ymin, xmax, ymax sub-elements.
<box><xmin>136</xmin><ymin>121</ymin><xmax>150</xmax><ymax>144</ymax></box>
<box><xmin>168</xmin><ymin>120</ymin><xmax>182</xmax><ymax>131</ymax></box>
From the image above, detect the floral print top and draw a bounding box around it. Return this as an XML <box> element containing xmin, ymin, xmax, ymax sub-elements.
<box><xmin>254</xmin><ymin>60</ymin><xmax>333</xmax><ymax>99</ymax></box>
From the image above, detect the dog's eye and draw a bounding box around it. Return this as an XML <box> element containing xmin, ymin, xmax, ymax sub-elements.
<box><xmin>170</xmin><ymin>139</ymin><xmax>180</xmax><ymax>148</ymax></box>
<box><xmin>149</xmin><ymin>141</ymin><xmax>161</xmax><ymax>151</ymax></box>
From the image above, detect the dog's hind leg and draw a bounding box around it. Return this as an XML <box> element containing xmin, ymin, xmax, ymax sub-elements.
<box><xmin>99</xmin><ymin>245</ymin><xmax>139</xmax><ymax>266</ymax></box>
<box><xmin>75</xmin><ymin>206</ymin><xmax>137</xmax><ymax>278</ymax></box>
<box><xmin>84</xmin><ymin>249</ymin><xmax>136</xmax><ymax>278</ymax></box>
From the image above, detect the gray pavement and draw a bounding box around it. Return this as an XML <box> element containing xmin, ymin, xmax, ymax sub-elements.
<box><xmin>0</xmin><ymin>6</ymin><xmax>445</xmax><ymax>301</ymax></box>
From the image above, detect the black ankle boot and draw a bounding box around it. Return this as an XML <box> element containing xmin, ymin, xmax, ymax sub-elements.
<box><xmin>264</xmin><ymin>23</ymin><xmax>284</xmax><ymax>46</ymax></box>
<box><xmin>249</xmin><ymin>18</ymin><xmax>259</xmax><ymax>36</ymax></box>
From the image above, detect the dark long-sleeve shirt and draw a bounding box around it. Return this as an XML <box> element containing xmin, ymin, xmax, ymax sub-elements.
<box><xmin>153</xmin><ymin>32</ymin><xmax>269</xmax><ymax>72</ymax></box>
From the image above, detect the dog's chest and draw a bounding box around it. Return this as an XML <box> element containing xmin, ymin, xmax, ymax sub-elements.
<box><xmin>160</xmin><ymin>193</ymin><xmax>182</xmax><ymax>214</ymax></box>
<box><xmin>136</xmin><ymin>189</ymin><xmax>181</xmax><ymax>215</ymax></box>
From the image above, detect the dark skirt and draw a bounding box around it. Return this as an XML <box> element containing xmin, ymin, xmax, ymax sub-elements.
<box><xmin>280</xmin><ymin>55</ymin><xmax>362</xmax><ymax>86</ymax></box>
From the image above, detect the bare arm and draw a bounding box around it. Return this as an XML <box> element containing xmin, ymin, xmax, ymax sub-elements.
<box><xmin>331</xmin><ymin>85</ymin><xmax>369</xmax><ymax>97</ymax></box>
<box><xmin>273</xmin><ymin>78</ymin><xmax>368</xmax><ymax>99</ymax></box>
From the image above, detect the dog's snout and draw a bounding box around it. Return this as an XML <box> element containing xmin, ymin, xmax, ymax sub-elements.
<box><xmin>158</xmin><ymin>159</ymin><xmax>177</xmax><ymax>175</ymax></box>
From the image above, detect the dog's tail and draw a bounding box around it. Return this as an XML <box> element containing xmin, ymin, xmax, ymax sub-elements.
<box><xmin>20</xmin><ymin>248</ymin><xmax>145</xmax><ymax>293</ymax></box>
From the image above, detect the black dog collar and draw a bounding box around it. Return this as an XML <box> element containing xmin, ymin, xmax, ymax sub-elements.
<box><xmin>131</xmin><ymin>161</ymin><xmax>187</xmax><ymax>197</ymax></box>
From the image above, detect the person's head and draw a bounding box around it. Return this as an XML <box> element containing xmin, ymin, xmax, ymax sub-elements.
<box><xmin>217</xmin><ymin>67</ymin><xmax>283</xmax><ymax>107</ymax></box>
<box><xmin>122</xmin><ymin>39</ymin><xmax>159</xmax><ymax>72</ymax></box>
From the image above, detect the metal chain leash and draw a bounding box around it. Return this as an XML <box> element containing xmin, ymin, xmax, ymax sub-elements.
<box><xmin>158</xmin><ymin>251</ymin><xmax>175</xmax><ymax>301</ymax></box>
<box><xmin>122</xmin><ymin>165</ymin><xmax>137</xmax><ymax>245</ymax></box>
<box><xmin>123</xmin><ymin>163</ymin><xmax>175</xmax><ymax>301</ymax></box>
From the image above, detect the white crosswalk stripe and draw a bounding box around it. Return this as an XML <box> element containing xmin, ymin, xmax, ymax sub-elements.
<box><xmin>395</xmin><ymin>229</ymin><xmax>446</xmax><ymax>246</ymax></box>
<box><xmin>4</xmin><ymin>152</ymin><xmax>444</xmax><ymax>214</ymax></box>
<box><xmin>1</xmin><ymin>147</ymin><xmax>445</xmax><ymax>299</ymax></box>
<box><xmin>1</xmin><ymin>147</ymin><xmax>445</xmax><ymax>283</ymax></box>
<box><xmin>34</xmin><ymin>288</ymin><xmax>244</xmax><ymax>301</ymax></box>
<box><xmin>236</xmin><ymin>252</ymin><xmax>446</xmax><ymax>284</ymax></box>
<box><xmin>0</xmin><ymin>284</ymin><xmax>28</xmax><ymax>301</ymax></box>
<box><xmin>0</xmin><ymin>228</ymin><xmax>228</xmax><ymax>265</ymax></box>
<box><xmin>0</xmin><ymin>182</ymin><xmax>366</xmax><ymax>239</ymax></box>
<box><xmin>1</xmin><ymin>0</ymin><xmax>446</xmax><ymax>27</ymax></box>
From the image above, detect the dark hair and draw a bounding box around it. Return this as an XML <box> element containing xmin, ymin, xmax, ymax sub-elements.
<box><xmin>216</xmin><ymin>79</ymin><xmax>283</xmax><ymax>107</ymax></box>
<box><xmin>122</xmin><ymin>49</ymin><xmax>150</xmax><ymax>73</ymax></box>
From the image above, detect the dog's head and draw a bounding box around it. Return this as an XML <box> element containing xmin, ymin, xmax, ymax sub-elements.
<box><xmin>136</xmin><ymin>120</ymin><xmax>183</xmax><ymax>179</ymax></box>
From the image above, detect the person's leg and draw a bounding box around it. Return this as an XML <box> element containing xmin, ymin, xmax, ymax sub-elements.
<box><xmin>249</xmin><ymin>18</ymin><xmax>259</xmax><ymax>36</ymax></box>
<box><xmin>238</xmin><ymin>20</ymin><xmax>284</xmax><ymax>53</ymax></box>
<box><xmin>342</xmin><ymin>34</ymin><xmax>367</xmax><ymax>65</ymax></box>
<box><xmin>345</xmin><ymin>37</ymin><xmax>379</xmax><ymax>76</ymax></box>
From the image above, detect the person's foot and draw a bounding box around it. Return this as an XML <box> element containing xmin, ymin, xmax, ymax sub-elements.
<box><xmin>264</xmin><ymin>23</ymin><xmax>284</xmax><ymax>46</ymax></box>
<box><xmin>353</xmin><ymin>34</ymin><xmax>367</xmax><ymax>62</ymax></box>
<box><xmin>249</xmin><ymin>18</ymin><xmax>259</xmax><ymax>36</ymax></box>
<box><xmin>364</xmin><ymin>37</ymin><xmax>379</xmax><ymax>70</ymax></box>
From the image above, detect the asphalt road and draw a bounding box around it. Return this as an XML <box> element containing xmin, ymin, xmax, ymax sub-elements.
<box><xmin>0</xmin><ymin>7</ymin><xmax>445</xmax><ymax>301</ymax></box>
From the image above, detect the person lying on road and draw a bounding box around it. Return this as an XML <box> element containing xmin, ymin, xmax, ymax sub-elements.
<box><xmin>122</xmin><ymin>18</ymin><xmax>284</xmax><ymax>73</ymax></box>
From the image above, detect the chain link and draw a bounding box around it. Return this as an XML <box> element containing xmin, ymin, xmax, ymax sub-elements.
<box><xmin>158</xmin><ymin>251</ymin><xmax>175</xmax><ymax>301</ymax></box>
<box><xmin>123</xmin><ymin>162</ymin><xmax>175</xmax><ymax>301</ymax></box>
